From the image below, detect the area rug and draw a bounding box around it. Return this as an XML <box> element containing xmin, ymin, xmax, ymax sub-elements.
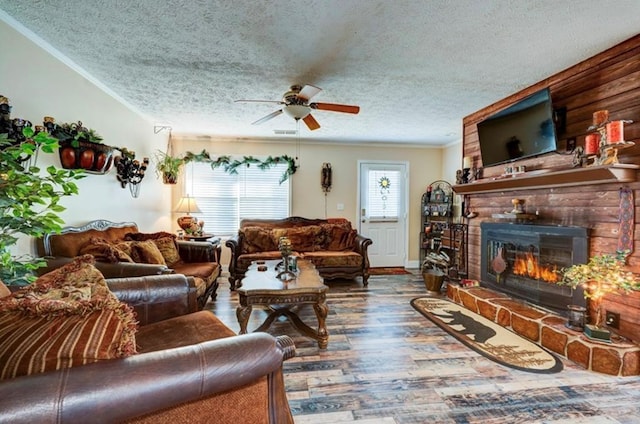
<box><xmin>369</xmin><ymin>267</ymin><xmax>411</xmax><ymax>275</ymax></box>
<box><xmin>411</xmin><ymin>297</ymin><xmax>563</xmax><ymax>373</ymax></box>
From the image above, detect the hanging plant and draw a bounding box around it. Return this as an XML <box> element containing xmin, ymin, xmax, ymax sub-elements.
<box><xmin>182</xmin><ymin>150</ymin><xmax>297</xmax><ymax>183</ymax></box>
<box><xmin>154</xmin><ymin>150</ymin><xmax>184</xmax><ymax>184</ymax></box>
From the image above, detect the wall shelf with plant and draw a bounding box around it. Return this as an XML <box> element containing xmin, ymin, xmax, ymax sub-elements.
<box><xmin>48</xmin><ymin>119</ymin><xmax>116</xmax><ymax>174</ymax></box>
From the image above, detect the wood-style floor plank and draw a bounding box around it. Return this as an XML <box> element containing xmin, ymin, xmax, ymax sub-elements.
<box><xmin>209</xmin><ymin>272</ymin><xmax>640</xmax><ymax>423</ymax></box>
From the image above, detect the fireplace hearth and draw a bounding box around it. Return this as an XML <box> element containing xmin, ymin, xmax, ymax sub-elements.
<box><xmin>480</xmin><ymin>222</ymin><xmax>588</xmax><ymax>315</ymax></box>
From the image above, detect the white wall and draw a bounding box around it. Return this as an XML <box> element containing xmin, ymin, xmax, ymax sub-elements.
<box><xmin>1</xmin><ymin>19</ymin><xmax>170</xmax><ymax>256</ymax></box>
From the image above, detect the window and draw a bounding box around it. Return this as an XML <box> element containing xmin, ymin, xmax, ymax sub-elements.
<box><xmin>366</xmin><ymin>169</ymin><xmax>400</xmax><ymax>220</ymax></box>
<box><xmin>185</xmin><ymin>161</ymin><xmax>291</xmax><ymax>236</ymax></box>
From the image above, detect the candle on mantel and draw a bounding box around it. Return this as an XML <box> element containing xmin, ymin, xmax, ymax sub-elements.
<box><xmin>585</xmin><ymin>133</ymin><xmax>600</xmax><ymax>155</ymax></box>
<box><xmin>593</xmin><ymin>110</ymin><xmax>609</xmax><ymax>127</ymax></box>
<box><xmin>463</xmin><ymin>156</ymin><xmax>472</xmax><ymax>169</ymax></box>
<box><xmin>606</xmin><ymin>120</ymin><xmax>624</xmax><ymax>143</ymax></box>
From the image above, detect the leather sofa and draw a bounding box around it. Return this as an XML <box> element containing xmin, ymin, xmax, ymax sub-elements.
<box><xmin>36</xmin><ymin>219</ymin><xmax>221</xmax><ymax>309</ymax></box>
<box><xmin>226</xmin><ymin>216</ymin><xmax>372</xmax><ymax>289</ymax></box>
<box><xmin>0</xmin><ymin>273</ymin><xmax>296</xmax><ymax>424</ymax></box>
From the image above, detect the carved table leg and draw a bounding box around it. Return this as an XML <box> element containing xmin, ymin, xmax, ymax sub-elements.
<box><xmin>236</xmin><ymin>304</ymin><xmax>253</xmax><ymax>334</ymax></box>
<box><xmin>313</xmin><ymin>298</ymin><xmax>329</xmax><ymax>349</ymax></box>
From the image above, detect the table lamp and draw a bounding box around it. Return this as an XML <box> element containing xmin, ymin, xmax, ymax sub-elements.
<box><xmin>174</xmin><ymin>196</ymin><xmax>201</xmax><ymax>231</ymax></box>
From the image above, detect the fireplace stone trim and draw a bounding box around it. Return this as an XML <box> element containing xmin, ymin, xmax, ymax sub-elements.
<box><xmin>447</xmin><ymin>284</ymin><xmax>640</xmax><ymax>376</ymax></box>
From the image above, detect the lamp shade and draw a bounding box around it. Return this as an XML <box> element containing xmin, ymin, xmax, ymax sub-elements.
<box><xmin>174</xmin><ymin>196</ymin><xmax>201</xmax><ymax>214</ymax></box>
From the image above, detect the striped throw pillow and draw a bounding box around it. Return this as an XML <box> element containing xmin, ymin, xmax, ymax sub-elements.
<box><xmin>0</xmin><ymin>255</ymin><xmax>137</xmax><ymax>380</ymax></box>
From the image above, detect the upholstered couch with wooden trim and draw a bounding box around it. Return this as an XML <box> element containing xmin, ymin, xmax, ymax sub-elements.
<box><xmin>226</xmin><ymin>216</ymin><xmax>372</xmax><ymax>289</ymax></box>
<box><xmin>0</xmin><ymin>267</ymin><xmax>295</xmax><ymax>424</ymax></box>
<box><xmin>36</xmin><ymin>219</ymin><xmax>221</xmax><ymax>308</ymax></box>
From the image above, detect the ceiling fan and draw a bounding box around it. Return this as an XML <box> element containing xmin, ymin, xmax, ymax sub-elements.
<box><xmin>235</xmin><ymin>84</ymin><xmax>360</xmax><ymax>131</ymax></box>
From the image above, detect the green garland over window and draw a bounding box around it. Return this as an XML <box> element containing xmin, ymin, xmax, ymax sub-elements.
<box><xmin>182</xmin><ymin>150</ymin><xmax>297</xmax><ymax>184</ymax></box>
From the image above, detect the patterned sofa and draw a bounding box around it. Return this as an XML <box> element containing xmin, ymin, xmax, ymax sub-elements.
<box><xmin>36</xmin><ymin>219</ymin><xmax>221</xmax><ymax>309</ymax></box>
<box><xmin>226</xmin><ymin>216</ymin><xmax>372</xmax><ymax>289</ymax></box>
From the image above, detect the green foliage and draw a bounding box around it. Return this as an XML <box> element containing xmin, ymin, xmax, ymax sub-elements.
<box><xmin>558</xmin><ymin>251</ymin><xmax>640</xmax><ymax>327</ymax></box>
<box><xmin>559</xmin><ymin>251</ymin><xmax>640</xmax><ymax>298</ymax></box>
<box><xmin>154</xmin><ymin>150</ymin><xmax>185</xmax><ymax>180</ymax></box>
<box><xmin>49</xmin><ymin>120</ymin><xmax>103</xmax><ymax>147</ymax></box>
<box><xmin>182</xmin><ymin>149</ymin><xmax>297</xmax><ymax>184</ymax></box>
<box><xmin>0</xmin><ymin>128</ymin><xmax>84</xmax><ymax>285</ymax></box>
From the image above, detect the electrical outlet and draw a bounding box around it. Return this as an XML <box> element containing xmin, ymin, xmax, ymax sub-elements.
<box><xmin>605</xmin><ymin>311</ymin><xmax>620</xmax><ymax>329</ymax></box>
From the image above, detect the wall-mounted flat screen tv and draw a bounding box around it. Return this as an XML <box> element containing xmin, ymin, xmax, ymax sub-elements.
<box><xmin>477</xmin><ymin>88</ymin><xmax>558</xmax><ymax>168</ymax></box>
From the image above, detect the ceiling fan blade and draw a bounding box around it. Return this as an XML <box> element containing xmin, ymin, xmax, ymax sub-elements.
<box><xmin>311</xmin><ymin>102</ymin><xmax>360</xmax><ymax>114</ymax></box>
<box><xmin>235</xmin><ymin>99</ymin><xmax>284</xmax><ymax>104</ymax></box>
<box><xmin>297</xmin><ymin>84</ymin><xmax>322</xmax><ymax>101</ymax></box>
<box><xmin>303</xmin><ymin>114</ymin><xmax>321</xmax><ymax>131</ymax></box>
<box><xmin>252</xmin><ymin>109</ymin><xmax>283</xmax><ymax>125</ymax></box>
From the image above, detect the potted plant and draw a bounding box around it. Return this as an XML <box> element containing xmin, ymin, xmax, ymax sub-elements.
<box><xmin>0</xmin><ymin>126</ymin><xmax>84</xmax><ymax>286</ymax></box>
<box><xmin>154</xmin><ymin>150</ymin><xmax>184</xmax><ymax>184</ymax></box>
<box><xmin>558</xmin><ymin>251</ymin><xmax>640</xmax><ymax>340</ymax></box>
<box><xmin>49</xmin><ymin>119</ymin><xmax>115</xmax><ymax>173</ymax></box>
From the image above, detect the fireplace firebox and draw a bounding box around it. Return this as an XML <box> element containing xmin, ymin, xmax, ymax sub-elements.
<box><xmin>480</xmin><ymin>222</ymin><xmax>588</xmax><ymax>315</ymax></box>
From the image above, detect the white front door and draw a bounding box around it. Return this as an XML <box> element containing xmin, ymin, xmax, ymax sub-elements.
<box><xmin>358</xmin><ymin>161</ymin><xmax>408</xmax><ymax>267</ymax></box>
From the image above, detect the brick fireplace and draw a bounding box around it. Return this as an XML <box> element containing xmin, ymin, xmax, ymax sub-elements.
<box><xmin>480</xmin><ymin>222</ymin><xmax>588</xmax><ymax>315</ymax></box>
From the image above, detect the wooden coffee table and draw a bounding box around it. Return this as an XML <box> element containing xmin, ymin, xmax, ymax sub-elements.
<box><xmin>236</xmin><ymin>259</ymin><xmax>329</xmax><ymax>348</ymax></box>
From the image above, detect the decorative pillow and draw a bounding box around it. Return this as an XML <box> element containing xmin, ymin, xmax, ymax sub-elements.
<box><xmin>124</xmin><ymin>231</ymin><xmax>176</xmax><ymax>242</ymax></box>
<box><xmin>129</xmin><ymin>240</ymin><xmax>167</xmax><ymax>265</ymax></box>
<box><xmin>153</xmin><ymin>237</ymin><xmax>181</xmax><ymax>267</ymax></box>
<box><xmin>321</xmin><ymin>223</ymin><xmax>357</xmax><ymax>251</ymax></box>
<box><xmin>0</xmin><ymin>255</ymin><xmax>137</xmax><ymax>380</ymax></box>
<box><xmin>78</xmin><ymin>237</ymin><xmax>134</xmax><ymax>263</ymax></box>
<box><xmin>271</xmin><ymin>226</ymin><xmax>323</xmax><ymax>252</ymax></box>
<box><xmin>124</xmin><ymin>232</ymin><xmax>180</xmax><ymax>266</ymax></box>
<box><xmin>241</xmin><ymin>226</ymin><xmax>277</xmax><ymax>254</ymax></box>
<box><xmin>113</xmin><ymin>240</ymin><xmax>135</xmax><ymax>257</ymax></box>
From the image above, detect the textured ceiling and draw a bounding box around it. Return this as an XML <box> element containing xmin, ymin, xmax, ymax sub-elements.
<box><xmin>1</xmin><ymin>1</ymin><xmax>639</xmax><ymax>146</ymax></box>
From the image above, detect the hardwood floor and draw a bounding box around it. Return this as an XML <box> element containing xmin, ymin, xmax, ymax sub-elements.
<box><xmin>208</xmin><ymin>272</ymin><xmax>640</xmax><ymax>423</ymax></box>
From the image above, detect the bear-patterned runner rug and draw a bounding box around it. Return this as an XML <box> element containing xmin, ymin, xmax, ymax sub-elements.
<box><xmin>411</xmin><ymin>297</ymin><xmax>563</xmax><ymax>373</ymax></box>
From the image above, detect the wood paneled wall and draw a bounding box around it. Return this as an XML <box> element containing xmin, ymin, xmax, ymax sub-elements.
<box><xmin>461</xmin><ymin>34</ymin><xmax>640</xmax><ymax>342</ymax></box>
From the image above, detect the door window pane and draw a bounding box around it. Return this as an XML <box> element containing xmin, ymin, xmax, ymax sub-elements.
<box><xmin>367</xmin><ymin>169</ymin><xmax>400</xmax><ymax>220</ymax></box>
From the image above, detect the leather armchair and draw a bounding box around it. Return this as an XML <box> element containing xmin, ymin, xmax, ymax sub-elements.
<box><xmin>0</xmin><ymin>273</ymin><xmax>295</xmax><ymax>424</ymax></box>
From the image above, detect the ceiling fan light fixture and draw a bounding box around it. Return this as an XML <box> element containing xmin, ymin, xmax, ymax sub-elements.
<box><xmin>283</xmin><ymin>104</ymin><xmax>311</xmax><ymax>120</ymax></box>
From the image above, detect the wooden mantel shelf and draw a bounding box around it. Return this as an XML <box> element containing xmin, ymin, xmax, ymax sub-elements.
<box><xmin>453</xmin><ymin>164</ymin><xmax>639</xmax><ymax>195</ymax></box>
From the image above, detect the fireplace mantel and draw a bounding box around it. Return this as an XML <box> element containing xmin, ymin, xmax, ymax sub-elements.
<box><xmin>453</xmin><ymin>164</ymin><xmax>639</xmax><ymax>195</ymax></box>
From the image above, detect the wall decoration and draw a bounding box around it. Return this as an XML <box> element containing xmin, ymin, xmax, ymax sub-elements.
<box><xmin>114</xmin><ymin>148</ymin><xmax>149</xmax><ymax>198</ymax></box>
<box><xmin>321</xmin><ymin>162</ymin><xmax>332</xmax><ymax>193</ymax></box>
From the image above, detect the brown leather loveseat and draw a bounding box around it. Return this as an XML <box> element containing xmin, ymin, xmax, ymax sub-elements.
<box><xmin>226</xmin><ymin>216</ymin><xmax>372</xmax><ymax>289</ymax></box>
<box><xmin>0</xmin><ymin>270</ymin><xmax>295</xmax><ymax>423</ymax></box>
<box><xmin>37</xmin><ymin>219</ymin><xmax>221</xmax><ymax>308</ymax></box>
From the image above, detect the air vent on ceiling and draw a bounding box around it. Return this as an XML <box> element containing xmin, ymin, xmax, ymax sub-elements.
<box><xmin>273</xmin><ymin>129</ymin><xmax>298</xmax><ymax>135</ymax></box>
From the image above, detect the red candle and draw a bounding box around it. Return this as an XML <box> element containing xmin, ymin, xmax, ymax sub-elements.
<box><xmin>593</xmin><ymin>110</ymin><xmax>609</xmax><ymax>126</ymax></box>
<box><xmin>606</xmin><ymin>120</ymin><xmax>624</xmax><ymax>143</ymax></box>
<box><xmin>585</xmin><ymin>133</ymin><xmax>600</xmax><ymax>155</ymax></box>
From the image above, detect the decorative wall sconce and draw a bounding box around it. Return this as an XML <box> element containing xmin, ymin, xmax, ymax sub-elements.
<box><xmin>321</xmin><ymin>162</ymin><xmax>332</xmax><ymax>193</ymax></box>
<box><xmin>114</xmin><ymin>148</ymin><xmax>149</xmax><ymax>198</ymax></box>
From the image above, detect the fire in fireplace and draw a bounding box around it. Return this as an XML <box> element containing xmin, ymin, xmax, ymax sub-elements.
<box><xmin>480</xmin><ymin>222</ymin><xmax>588</xmax><ymax>315</ymax></box>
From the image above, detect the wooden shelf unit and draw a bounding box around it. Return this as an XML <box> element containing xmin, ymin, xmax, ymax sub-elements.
<box><xmin>453</xmin><ymin>164</ymin><xmax>639</xmax><ymax>195</ymax></box>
